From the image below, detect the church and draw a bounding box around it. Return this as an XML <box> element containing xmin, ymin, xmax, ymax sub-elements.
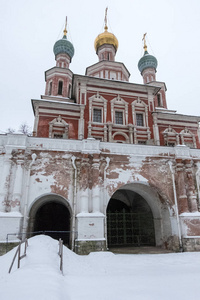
<box><xmin>1</xmin><ymin>12</ymin><xmax>200</xmax><ymax>254</ymax></box>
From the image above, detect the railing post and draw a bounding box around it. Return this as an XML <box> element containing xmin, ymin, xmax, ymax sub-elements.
<box><xmin>8</xmin><ymin>245</ymin><xmax>19</xmax><ymax>273</ymax></box>
<box><xmin>24</xmin><ymin>238</ymin><xmax>28</xmax><ymax>255</ymax></box>
<box><xmin>61</xmin><ymin>242</ymin><xmax>63</xmax><ymax>274</ymax></box>
<box><xmin>58</xmin><ymin>238</ymin><xmax>63</xmax><ymax>275</ymax></box>
<box><xmin>8</xmin><ymin>239</ymin><xmax>29</xmax><ymax>273</ymax></box>
<box><xmin>18</xmin><ymin>241</ymin><xmax>21</xmax><ymax>269</ymax></box>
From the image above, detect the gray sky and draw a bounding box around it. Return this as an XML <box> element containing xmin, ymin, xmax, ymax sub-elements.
<box><xmin>0</xmin><ymin>0</ymin><xmax>200</xmax><ymax>133</ymax></box>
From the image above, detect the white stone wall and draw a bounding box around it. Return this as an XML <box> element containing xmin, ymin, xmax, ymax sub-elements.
<box><xmin>1</xmin><ymin>134</ymin><xmax>200</xmax><ymax>251</ymax></box>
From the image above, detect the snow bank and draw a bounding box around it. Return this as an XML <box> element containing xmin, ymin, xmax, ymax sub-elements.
<box><xmin>0</xmin><ymin>235</ymin><xmax>200</xmax><ymax>300</ymax></box>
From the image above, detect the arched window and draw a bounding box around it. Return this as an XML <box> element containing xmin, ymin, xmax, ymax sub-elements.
<box><xmin>58</xmin><ymin>81</ymin><xmax>63</xmax><ymax>95</ymax></box>
<box><xmin>157</xmin><ymin>93</ymin><xmax>163</xmax><ymax>107</ymax></box>
<box><xmin>68</xmin><ymin>84</ymin><xmax>71</xmax><ymax>98</ymax></box>
<box><xmin>48</xmin><ymin>81</ymin><xmax>52</xmax><ymax>95</ymax></box>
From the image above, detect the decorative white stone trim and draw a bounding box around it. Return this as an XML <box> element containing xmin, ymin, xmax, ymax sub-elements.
<box><xmin>49</xmin><ymin>115</ymin><xmax>69</xmax><ymax>139</ymax></box>
<box><xmin>163</xmin><ymin>126</ymin><xmax>179</xmax><ymax>146</ymax></box>
<box><xmin>132</xmin><ymin>98</ymin><xmax>148</xmax><ymax>127</ymax></box>
<box><xmin>89</xmin><ymin>93</ymin><xmax>107</xmax><ymax>123</ymax></box>
<box><xmin>180</xmin><ymin>127</ymin><xmax>196</xmax><ymax>148</ymax></box>
<box><xmin>112</xmin><ymin>131</ymin><xmax>129</xmax><ymax>143</ymax></box>
<box><xmin>111</xmin><ymin>95</ymin><xmax>128</xmax><ymax>125</ymax></box>
<box><xmin>33</xmin><ymin>105</ymin><xmax>39</xmax><ymax>135</ymax></box>
<box><xmin>78</xmin><ymin>106</ymin><xmax>85</xmax><ymax>140</ymax></box>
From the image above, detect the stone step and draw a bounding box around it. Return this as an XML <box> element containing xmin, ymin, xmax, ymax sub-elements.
<box><xmin>109</xmin><ymin>246</ymin><xmax>173</xmax><ymax>254</ymax></box>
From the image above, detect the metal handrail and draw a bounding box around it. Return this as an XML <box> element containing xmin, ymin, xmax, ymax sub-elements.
<box><xmin>58</xmin><ymin>238</ymin><xmax>64</xmax><ymax>275</ymax></box>
<box><xmin>8</xmin><ymin>239</ymin><xmax>28</xmax><ymax>273</ymax></box>
<box><xmin>6</xmin><ymin>230</ymin><xmax>78</xmax><ymax>253</ymax></box>
<box><xmin>8</xmin><ymin>238</ymin><xmax>65</xmax><ymax>275</ymax></box>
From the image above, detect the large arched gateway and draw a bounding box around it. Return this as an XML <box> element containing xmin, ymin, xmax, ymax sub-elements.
<box><xmin>28</xmin><ymin>194</ymin><xmax>72</xmax><ymax>246</ymax></box>
<box><xmin>106</xmin><ymin>183</ymin><xmax>173</xmax><ymax>249</ymax></box>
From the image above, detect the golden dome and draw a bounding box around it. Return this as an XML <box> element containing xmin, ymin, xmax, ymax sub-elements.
<box><xmin>94</xmin><ymin>25</ymin><xmax>119</xmax><ymax>53</ymax></box>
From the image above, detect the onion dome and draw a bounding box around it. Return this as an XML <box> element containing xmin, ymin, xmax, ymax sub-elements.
<box><xmin>94</xmin><ymin>7</ymin><xmax>118</xmax><ymax>53</ymax></box>
<box><xmin>94</xmin><ymin>25</ymin><xmax>118</xmax><ymax>53</ymax></box>
<box><xmin>53</xmin><ymin>23</ymin><xmax>75</xmax><ymax>60</ymax></box>
<box><xmin>138</xmin><ymin>33</ymin><xmax>157</xmax><ymax>74</ymax></box>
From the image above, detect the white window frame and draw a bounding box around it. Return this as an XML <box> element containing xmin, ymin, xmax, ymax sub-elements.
<box><xmin>163</xmin><ymin>126</ymin><xmax>179</xmax><ymax>146</ymax></box>
<box><xmin>132</xmin><ymin>99</ymin><xmax>148</xmax><ymax>128</ymax></box>
<box><xmin>89</xmin><ymin>93</ymin><xmax>107</xmax><ymax>124</ymax></box>
<box><xmin>111</xmin><ymin>96</ymin><xmax>128</xmax><ymax>125</ymax></box>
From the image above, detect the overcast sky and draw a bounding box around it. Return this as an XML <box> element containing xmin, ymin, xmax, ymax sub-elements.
<box><xmin>0</xmin><ymin>0</ymin><xmax>200</xmax><ymax>133</ymax></box>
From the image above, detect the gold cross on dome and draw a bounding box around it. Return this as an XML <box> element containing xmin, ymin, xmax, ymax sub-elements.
<box><xmin>142</xmin><ymin>33</ymin><xmax>147</xmax><ymax>51</ymax></box>
<box><xmin>63</xmin><ymin>16</ymin><xmax>67</xmax><ymax>37</ymax></box>
<box><xmin>104</xmin><ymin>7</ymin><xmax>108</xmax><ymax>30</ymax></box>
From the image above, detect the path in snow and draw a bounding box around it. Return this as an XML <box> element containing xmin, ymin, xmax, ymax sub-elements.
<box><xmin>0</xmin><ymin>235</ymin><xmax>200</xmax><ymax>300</ymax></box>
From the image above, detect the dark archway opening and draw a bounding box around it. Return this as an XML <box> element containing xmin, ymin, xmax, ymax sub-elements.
<box><xmin>107</xmin><ymin>189</ymin><xmax>155</xmax><ymax>248</ymax></box>
<box><xmin>33</xmin><ymin>202</ymin><xmax>71</xmax><ymax>245</ymax></box>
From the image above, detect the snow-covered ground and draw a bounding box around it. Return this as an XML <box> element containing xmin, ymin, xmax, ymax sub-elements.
<box><xmin>0</xmin><ymin>235</ymin><xmax>200</xmax><ymax>300</ymax></box>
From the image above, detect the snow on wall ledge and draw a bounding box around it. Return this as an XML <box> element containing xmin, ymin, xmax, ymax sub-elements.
<box><xmin>1</xmin><ymin>134</ymin><xmax>200</xmax><ymax>158</ymax></box>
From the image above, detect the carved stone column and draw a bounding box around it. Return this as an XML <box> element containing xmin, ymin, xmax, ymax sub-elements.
<box><xmin>176</xmin><ymin>133</ymin><xmax>180</xmax><ymax>145</ymax></box>
<box><xmin>185</xmin><ymin>159</ymin><xmax>198</xmax><ymax>212</ymax></box>
<box><xmin>195</xmin><ymin>162</ymin><xmax>200</xmax><ymax>210</ymax></box>
<box><xmin>33</xmin><ymin>105</ymin><xmax>39</xmax><ymax>137</ymax></box>
<box><xmin>78</xmin><ymin>106</ymin><xmax>85</xmax><ymax>140</ymax></box>
<box><xmin>180</xmin><ymin>134</ymin><xmax>184</xmax><ymax>145</ymax></box>
<box><xmin>128</xmin><ymin>124</ymin><xmax>133</xmax><ymax>144</ymax></box>
<box><xmin>147</xmin><ymin>128</ymin><xmax>151</xmax><ymax>140</ymax></box>
<box><xmin>0</xmin><ymin>155</ymin><xmax>12</xmax><ymax>212</ymax></box>
<box><xmin>11</xmin><ymin>160</ymin><xmax>24</xmax><ymax>212</ymax></box>
<box><xmin>134</xmin><ymin>127</ymin><xmax>137</xmax><ymax>144</ymax></box>
<box><xmin>80</xmin><ymin>154</ymin><xmax>89</xmax><ymax>212</ymax></box>
<box><xmin>108</xmin><ymin>123</ymin><xmax>112</xmax><ymax>142</ymax></box>
<box><xmin>88</xmin><ymin>121</ymin><xmax>92</xmax><ymax>138</ymax></box>
<box><xmin>145</xmin><ymin>105</ymin><xmax>149</xmax><ymax>127</ymax></box>
<box><xmin>92</xmin><ymin>154</ymin><xmax>101</xmax><ymax>212</ymax></box>
<box><xmin>103</xmin><ymin>125</ymin><xmax>107</xmax><ymax>142</ymax></box>
<box><xmin>176</xmin><ymin>158</ymin><xmax>188</xmax><ymax>213</ymax></box>
<box><xmin>193</xmin><ymin>135</ymin><xmax>197</xmax><ymax>148</ymax></box>
<box><xmin>197</xmin><ymin>123</ymin><xmax>200</xmax><ymax>144</ymax></box>
<box><xmin>153</xmin><ymin>114</ymin><xmax>160</xmax><ymax>145</ymax></box>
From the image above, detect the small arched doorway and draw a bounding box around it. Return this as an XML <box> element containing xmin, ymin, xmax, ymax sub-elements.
<box><xmin>28</xmin><ymin>194</ymin><xmax>71</xmax><ymax>246</ymax></box>
<box><xmin>107</xmin><ymin>185</ymin><xmax>161</xmax><ymax>249</ymax></box>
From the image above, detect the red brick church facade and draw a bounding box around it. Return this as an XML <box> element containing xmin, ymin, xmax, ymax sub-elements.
<box><xmin>1</xmin><ymin>16</ymin><xmax>200</xmax><ymax>254</ymax></box>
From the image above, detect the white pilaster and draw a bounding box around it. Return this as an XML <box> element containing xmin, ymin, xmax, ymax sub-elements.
<box><xmin>153</xmin><ymin>114</ymin><xmax>160</xmax><ymax>145</ymax></box>
<box><xmin>80</xmin><ymin>189</ymin><xmax>89</xmax><ymax>213</ymax></box>
<box><xmin>78</xmin><ymin>106</ymin><xmax>85</xmax><ymax>140</ymax></box>
<box><xmin>11</xmin><ymin>160</ymin><xmax>24</xmax><ymax>212</ymax></box>
<box><xmin>0</xmin><ymin>155</ymin><xmax>12</xmax><ymax>212</ymax></box>
<box><xmin>92</xmin><ymin>187</ymin><xmax>100</xmax><ymax>212</ymax></box>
